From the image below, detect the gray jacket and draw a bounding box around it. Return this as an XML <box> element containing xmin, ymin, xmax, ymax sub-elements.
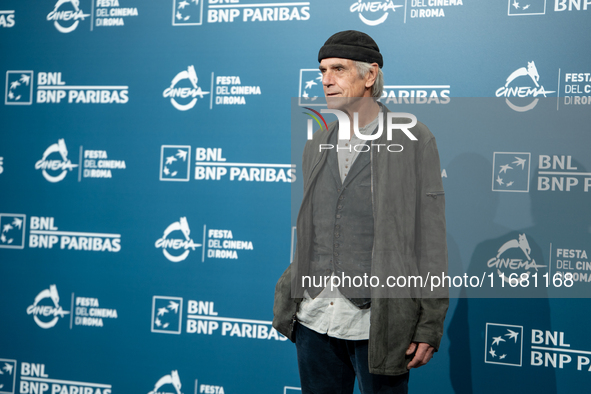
<box><xmin>273</xmin><ymin>105</ymin><xmax>448</xmax><ymax>376</ymax></box>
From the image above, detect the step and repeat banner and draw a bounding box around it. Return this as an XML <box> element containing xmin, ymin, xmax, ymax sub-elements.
<box><xmin>1</xmin><ymin>1</ymin><xmax>590</xmax><ymax>393</ymax></box>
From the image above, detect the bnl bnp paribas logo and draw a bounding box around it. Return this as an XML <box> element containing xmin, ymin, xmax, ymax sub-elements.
<box><xmin>0</xmin><ymin>359</ymin><xmax>16</xmax><ymax>394</ymax></box>
<box><xmin>508</xmin><ymin>0</ymin><xmax>590</xmax><ymax>15</ymax></box>
<box><xmin>492</xmin><ymin>152</ymin><xmax>531</xmax><ymax>192</ymax></box>
<box><xmin>26</xmin><ymin>285</ymin><xmax>70</xmax><ymax>329</ymax></box>
<box><xmin>495</xmin><ymin>61</ymin><xmax>555</xmax><ymax>112</ymax></box>
<box><xmin>349</xmin><ymin>1</ymin><xmax>404</xmax><ymax>26</ymax></box>
<box><xmin>508</xmin><ymin>0</ymin><xmax>546</xmax><ymax>15</ymax></box>
<box><xmin>4</xmin><ymin>71</ymin><xmax>32</xmax><ymax>105</ymax></box>
<box><xmin>0</xmin><ymin>214</ymin><xmax>26</xmax><ymax>249</ymax></box>
<box><xmin>485</xmin><ymin>323</ymin><xmax>524</xmax><ymax>366</ymax></box>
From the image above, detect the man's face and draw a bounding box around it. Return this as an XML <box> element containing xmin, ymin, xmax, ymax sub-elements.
<box><xmin>319</xmin><ymin>58</ymin><xmax>371</xmax><ymax>109</ymax></box>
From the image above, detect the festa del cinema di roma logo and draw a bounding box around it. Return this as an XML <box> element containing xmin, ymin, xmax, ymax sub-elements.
<box><xmin>163</xmin><ymin>66</ymin><xmax>209</xmax><ymax>111</ymax></box>
<box><xmin>495</xmin><ymin>61</ymin><xmax>555</xmax><ymax>112</ymax></box>
<box><xmin>35</xmin><ymin>139</ymin><xmax>78</xmax><ymax>183</ymax></box>
<box><xmin>155</xmin><ymin>217</ymin><xmax>201</xmax><ymax>262</ymax></box>
<box><xmin>26</xmin><ymin>285</ymin><xmax>70</xmax><ymax>329</ymax></box>
<box><xmin>47</xmin><ymin>0</ymin><xmax>90</xmax><ymax>33</ymax></box>
<box><xmin>148</xmin><ymin>370</ymin><xmax>182</xmax><ymax>394</ymax></box>
<box><xmin>487</xmin><ymin>234</ymin><xmax>547</xmax><ymax>285</ymax></box>
<box><xmin>349</xmin><ymin>0</ymin><xmax>403</xmax><ymax>26</ymax></box>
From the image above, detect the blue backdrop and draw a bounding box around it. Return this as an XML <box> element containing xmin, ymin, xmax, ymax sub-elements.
<box><xmin>1</xmin><ymin>1</ymin><xmax>590</xmax><ymax>393</ymax></box>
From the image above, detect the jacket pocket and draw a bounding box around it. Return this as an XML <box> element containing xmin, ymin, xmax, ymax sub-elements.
<box><xmin>426</xmin><ymin>191</ymin><xmax>445</xmax><ymax>199</ymax></box>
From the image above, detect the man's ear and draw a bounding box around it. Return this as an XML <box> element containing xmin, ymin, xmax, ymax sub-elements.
<box><xmin>365</xmin><ymin>63</ymin><xmax>379</xmax><ymax>88</ymax></box>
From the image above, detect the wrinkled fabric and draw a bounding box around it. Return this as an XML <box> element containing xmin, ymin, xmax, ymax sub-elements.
<box><xmin>273</xmin><ymin>105</ymin><xmax>448</xmax><ymax>376</ymax></box>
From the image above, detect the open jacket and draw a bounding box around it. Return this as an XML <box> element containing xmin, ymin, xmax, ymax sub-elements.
<box><xmin>273</xmin><ymin>105</ymin><xmax>448</xmax><ymax>376</ymax></box>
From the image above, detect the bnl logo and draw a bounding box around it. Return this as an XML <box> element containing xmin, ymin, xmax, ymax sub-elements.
<box><xmin>151</xmin><ymin>296</ymin><xmax>183</xmax><ymax>334</ymax></box>
<box><xmin>160</xmin><ymin>146</ymin><xmax>191</xmax><ymax>181</ymax></box>
<box><xmin>0</xmin><ymin>359</ymin><xmax>16</xmax><ymax>394</ymax></box>
<box><xmin>0</xmin><ymin>214</ymin><xmax>26</xmax><ymax>249</ymax></box>
<box><xmin>172</xmin><ymin>0</ymin><xmax>203</xmax><ymax>26</ymax></box>
<box><xmin>299</xmin><ymin>69</ymin><xmax>324</xmax><ymax>106</ymax></box>
<box><xmin>485</xmin><ymin>323</ymin><xmax>523</xmax><ymax>366</ymax></box>
<box><xmin>5</xmin><ymin>71</ymin><xmax>33</xmax><ymax>105</ymax></box>
<box><xmin>508</xmin><ymin>0</ymin><xmax>546</xmax><ymax>15</ymax></box>
<box><xmin>492</xmin><ymin>152</ymin><xmax>531</xmax><ymax>192</ymax></box>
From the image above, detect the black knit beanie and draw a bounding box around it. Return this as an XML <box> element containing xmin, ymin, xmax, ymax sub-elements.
<box><xmin>318</xmin><ymin>30</ymin><xmax>383</xmax><ymax>68</ymax></box>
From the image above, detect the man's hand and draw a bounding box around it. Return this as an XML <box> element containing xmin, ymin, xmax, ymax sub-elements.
<box><xmin>406</xmin><ymin>342</ymin><xmax>435</xmax><ymax>369</ymax></box>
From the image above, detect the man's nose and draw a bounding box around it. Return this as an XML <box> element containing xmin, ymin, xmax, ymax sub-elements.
<box><xmin>322</xmin><ymin>71</ymin><xmax>333</xmax><ymax>86</ymax></box>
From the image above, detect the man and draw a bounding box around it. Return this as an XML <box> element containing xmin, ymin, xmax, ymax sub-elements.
<box><xmin>273</xmin><ymin>30</ymin><xmax>448</xmax><ymax>394</ymax></box>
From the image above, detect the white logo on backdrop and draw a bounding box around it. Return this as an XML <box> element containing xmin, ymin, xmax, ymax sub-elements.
<box><xmin>349</xmin><ymin>0</ymin><xmax>403</xmax><ymax>26</ymax></box>
<box><xmin>26</xmin><ymin>285</ymin><xmax>70</xmax><ymax>329</ymax></box>
<box><xmin>0</xmin><ymin>214</ymin><xmax>26</xmax><ymax>249</ymax></box>
<box><xmin>47</xmin><ymin>0</ymin><xmax>89</xmax><ymax>33</ymax></box>
<box><xmin>485</xmin><ymin>323</ymin><xmax>523</xmax><ymax>366</ymax></box>
<box><xmin>487</xmin><ymin>234</ymin><xmax>546</xmax><ymax>285</ymax></box>
<box><xmin>163</xmin><ymin>66</ymin><xmax>210</xmax><ymax>111</ymax></box>
<box><xmin>160</xmin><ymin>146</ymin><xmax>191</xmax><ymax>181</ymax></box>
<box><xmin>35</xmin><ymin>139</ymin><xmax>78</xmax><ymax>183</ymax></box>
<box><xmin>148</xmin><ymin>370</ymin><xmax>183</xmax><ymax>394</ymax></box>
<box><xmin>495</xmin><ymin>61</ymin><xmax>555</xmax><ymax>112</ymax></box>
<box><xmin>492</xmin><ymin>152</ymin><xmax>531</xmax><ymax>192</ymax></box>
<box><xmin>155</xmin><ymin>217</ymin><xmax>202</xmax><ymax>262</ymax></box>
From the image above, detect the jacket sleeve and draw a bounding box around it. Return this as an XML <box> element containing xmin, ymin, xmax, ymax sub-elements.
<box><xmin>412</xmin><ymin>136</ymin><xmax>449</xmax><ymax>350</ymax></box>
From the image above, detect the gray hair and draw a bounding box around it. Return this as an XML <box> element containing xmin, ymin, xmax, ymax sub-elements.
<box><xmin>355</xmin><ymin>61</ymin><xmax>384</xmax><ymax>100</ymax></box>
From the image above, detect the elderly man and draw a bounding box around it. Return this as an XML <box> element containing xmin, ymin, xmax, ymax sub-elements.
<box><xmin>273</xmin><ymin>30</ymin><xmax>448</xmax><ymax>394</ymax></box>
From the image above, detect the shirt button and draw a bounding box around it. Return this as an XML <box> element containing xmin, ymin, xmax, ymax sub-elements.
<box><xmin>337</xmin><ymin>205</ymin><xmax>343</xmax><ymax>209</ymax></box>
<box><xmin>346</xmin><ymin>158</ymin><xmax>349</xmax><ymax>161</ymax></box>
<box><xmin>334</xmin><ymin>243</ymin><xmax>339</xmax><ymax>248</ymax></box>
<box><xmin>334</xmin><ymin>233</ymin><xmax>340</xmax><ymax>238</ymax></box>
<box><xmin>345</xmin><ymin>165</ymin><xmax>348</xmax><ymax>168</ymax></box>
<box><xmin>339</xmin><ymin>196</ymin><xmax>344</xmax><ymax>200</ymax></box>
<box><xmin>330</xmin><ymin>302</ymin><xmax>334</xmax><ymax>306</ymax></box>
<box><xmin>337</xmin><ymin>189</ymin><xmax>341</xmax><ymax>192</ymax></box>
<box><xmin>335</xmin><ymin>225</ymin><xmax>340</xmax><ymax>229</ymax></box>
<box><xmin>333</xmin><ymin>251</ymin><xmax>339</xmax><ymax>257</ymax></box>
<box><xmin>336</xmin><ymin>214</ymin><xmax>341</xmax><ymax>219</ymax></box>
